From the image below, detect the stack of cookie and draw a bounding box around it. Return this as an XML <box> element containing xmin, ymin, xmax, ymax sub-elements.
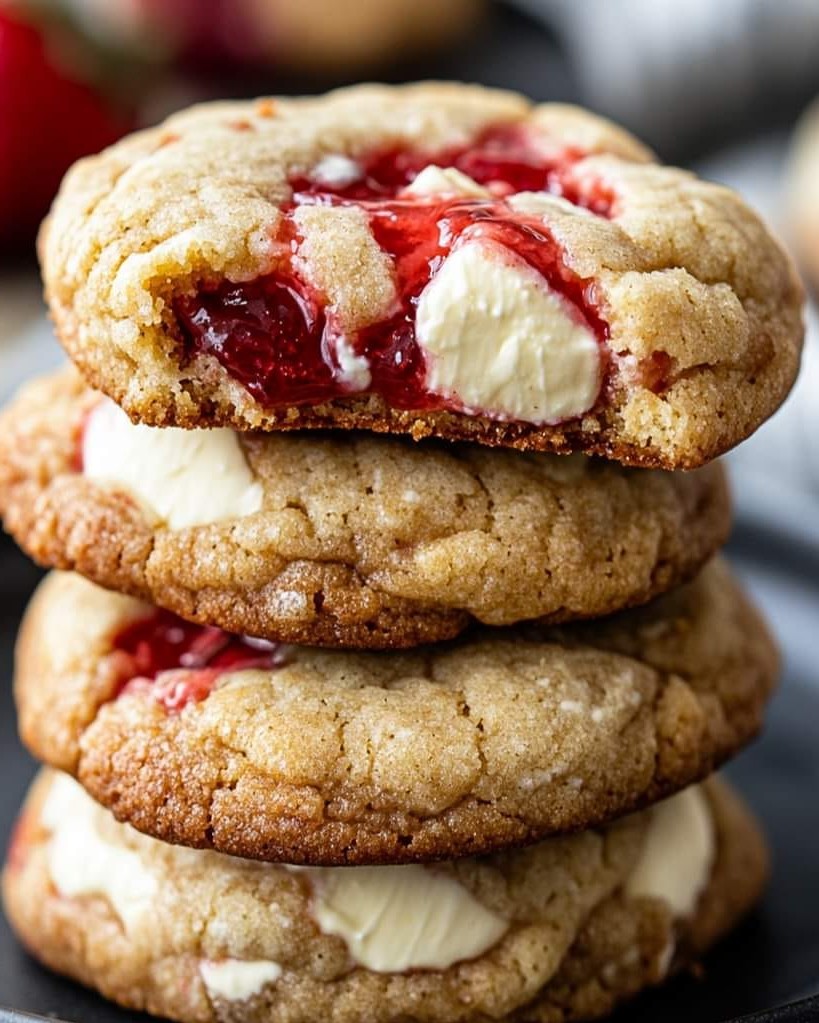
<box><xmin>0</xmin><ymin>84</ymin><xmax>803</xmax><ymax>1022</ymax></box>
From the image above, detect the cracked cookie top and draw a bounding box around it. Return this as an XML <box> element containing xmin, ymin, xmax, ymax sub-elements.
<box><xmin>14</xmin><ymin>562</ymin><xmax>777</xmax><ymax>864</ymax></box>
<box><xmin>41</xmin><ymin>83</ymin><xmax>803</xmax><ymax>468</ymax></box>
<box><xmin>0</xmin><ymin>368</ymin><xmax>730</xmax><ymax>648</ymax></box>
<box><xmin>3</xmin><ymin>770</ymin><xmax>767</xmax><ymax>1023</ymax></box>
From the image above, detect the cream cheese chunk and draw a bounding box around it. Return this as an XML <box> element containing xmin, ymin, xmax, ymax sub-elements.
<box><xmin>625</xmin><ymin>786</ymin><xmax>715</xmax><ymax>917</ymax></box>
<box><xmin>310</xmin><ymin>154</ymin><xmax>363</xmax><ymax>188</ymax></box>
<box><xmin>416</xmin><ymin>239</ymin><xmax>601</xmax><ymax>423</ymax></box>
<box><xmin>199</xmin><ymin>959</ymin><xmax>282</xmax><ymax>1001</ymax></box>
<box><xmin>83</xmin><ymin>398</ymin><xmax>263</xmax><ymax>530</ymax></box>
<box><xmin>305</xmin><ymin>864</ymin><xmax>508</xmax><ymax>972</ymax></box>
<box><xmin>333</xmin><ymin>334</ymin><xmax>373</xmax><ymax>390</ymax></box>
<box><xmin>41</xmin><ymin>774</ymin><xmax>158</xmax><ymax>932</ymax></box>
<box><xmin>403</xmin><ymin>165</ymin><xmax>491</xmax><ymax>199</ymax></box>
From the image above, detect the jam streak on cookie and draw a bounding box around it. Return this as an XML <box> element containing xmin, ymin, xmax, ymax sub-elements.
<box><xmin>286</xmin><ymin>124</ymin><xmax>614</xmax><ymax>212</ymax></box>
<box><xmin>174</xmin><ymin>124</ymin><xmax>612</xmax><ymax>418</ymax></box>
<box><xmin>112</xmin><ymin>610</ymin><xmax>287</xmax><ymax>713</ymax></box>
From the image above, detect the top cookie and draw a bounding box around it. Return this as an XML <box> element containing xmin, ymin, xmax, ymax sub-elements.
<box><xmin>41</xmin><ymin>83</ymin><xmax>803</xmax><ymax>469</ymax></box>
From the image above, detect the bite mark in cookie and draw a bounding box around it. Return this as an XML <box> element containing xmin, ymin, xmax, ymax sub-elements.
<box><xmin>174</xmin><ymin>127</ymin><xmax>614</xmax><ymax>427</ymax></box>
<box><xmin>41</xmin><ymin>83</ymin><xmax>804</xmax><ymax>466</ymax></box>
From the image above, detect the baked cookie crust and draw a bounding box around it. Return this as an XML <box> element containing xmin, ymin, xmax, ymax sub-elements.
<box><xmin>14</xmin><ymin>563</ymin><xmax>778</xmax><ymax>865</ymax></box>
<box><xmin>0</xmin><ymin>369</ymin><xmax>731</xmax><ymax>648</ymax></box>
<box><xmin>40</xmin><ymin>83</ymin><xmax>803</xmax><ymax>469</ymax></box>
<box><xmin>2</xmin><ymin>773</ymin><xmax>767</xmax><ymax>1023</ymax></box>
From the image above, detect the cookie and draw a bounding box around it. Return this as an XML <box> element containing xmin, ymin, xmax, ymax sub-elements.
<box><xmin>15</xmin><ymin>562</ymin><xmax>777</xmax><ymax>865</ymax></box>
<box><xmin>0</xmin><ymin>368</ymin><xmax>731</xmax><ymax>649</ymax></box>
<box><xmin>788</xmin><ymin>98</ymin><xmax>819</xmax><ymax>292</ymax></box>
<box><xmin>3</xmin><ymin>772</ymin><xmax>768</xmax><ymax>1023</ymax></box>
<box><xmin>41</xmin><ymin>83</ymin><xmax>803</xmax><ymax>470</ymax></box>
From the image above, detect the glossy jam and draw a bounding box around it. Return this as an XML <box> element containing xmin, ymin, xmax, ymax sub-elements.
<box><xmin>288</xmin><ymin>124</ymin><xmax>614</xmax><ymax>212</ymax></box>
<box><xmin>112</xmin><ymin>610</ymin><xmax>286</xmax><ymax>713</ymax></box>
<box><xmin>174</xmin><ymin>125</ymin><xmax>612</xmax><ymax>417</ymax></box>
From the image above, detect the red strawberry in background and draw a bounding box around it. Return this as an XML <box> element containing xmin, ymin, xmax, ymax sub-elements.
<box><xmin>0</xmin><ymin>7</ymin><xmax>131</xmax><ymax>248</ymax></box>
<box><xmin>44</xmin><ymin>0</ymin><xmax>263</xmax><ymax>70</ymax></box>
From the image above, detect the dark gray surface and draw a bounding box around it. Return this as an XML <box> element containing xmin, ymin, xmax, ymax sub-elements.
<box><xmin>0</xmin><ymin>522</ymin><xmax>818</xmax><ymax>1022</ymax></box>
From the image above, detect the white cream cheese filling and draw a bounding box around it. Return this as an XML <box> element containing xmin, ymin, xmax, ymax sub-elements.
<box><xmin>415</xmin><ymin>239</ymin><xmax>601</xmax><ymax>423</ymax></box>
<box><xmin>403</xmin><ymin>165</ymin><xmax>491</xmax><ymax>199</ymax></box>
<box><xmin>38</xmin><ymin>776</ymin><xmax>508</xmax><ymax>980</ymax></box>
<box><xmin>625</xmin><ymin>786</ymin><xmax>716</xmax><ymax>917</ymax></box>
<box><xmin>310</xmin><ymin>154</ymin><xmax>363</xmax><ymax>189</ymax></box>
<box><xmin>82</xmin><ymin>398</ymin><xmax>263</xmax><ymax>530</ymax></box>
<box><xmin>300</xmin><ymin>863</ymin><xmax>509</xmax><ymax>973</ymax></box>
<box><xmin>40</xmin><ymin>773</ymin><xmax>159</xmax><ymax>932</ymax></box>
<box><xmin>36</xmin><ymin>775</ymin><xmax>716</xmax><ymax>1001</ymax></box>
<box><xmin>199</xmin><ymin>959</ymin><xmax>283</xmax><ymax>1001</ymax></box>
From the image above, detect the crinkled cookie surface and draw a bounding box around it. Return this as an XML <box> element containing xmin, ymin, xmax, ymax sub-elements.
<box><xmin>41</xmin><ymin>83</ymin><xmax>803</xmax><ymax>468</ymax></box>
<box><xmin>15</xmin><ymin>563</ymin><xmax>777</xmax><ymax>864</ymax></box>
<box><xmin>0</xmin><ymin>368</ymin><xmax>730</xmax><ymax>648</ymax></box>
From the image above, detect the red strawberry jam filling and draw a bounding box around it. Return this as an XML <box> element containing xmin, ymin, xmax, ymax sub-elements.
<box><xmin>174</xmin><ymin>124</ymin><xmax>613</xmax><ymax>420</ymax></box>
<box><xmin>287</xmin><ymin>123</ymin><xmax>614</xmax><ymax>211</ymax></box>
<box><xmin>112</xmin><ymin>610</ymin><xmax>287</xmax><ymax>713</ymax></box>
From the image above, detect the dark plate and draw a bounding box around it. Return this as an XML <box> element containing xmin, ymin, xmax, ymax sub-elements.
<box><xmin>0</xmin><ymin>519</ymin><xmax>818</xmax><ymax>1022</ymax></box>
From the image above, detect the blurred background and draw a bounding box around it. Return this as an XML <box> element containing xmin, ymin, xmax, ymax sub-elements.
<box><xmin>0</xmin><ymin>0</ymin><xmax>818</xmax><ymax>536</ymax></box>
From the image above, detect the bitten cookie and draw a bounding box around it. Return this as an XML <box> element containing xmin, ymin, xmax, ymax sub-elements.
<box><xmin>3</xmin><ymin>773</ymin><xmax>768</xmax><ymax>1023</ymax></box>
<box><xmin>41</xmin><ymin>83</ymin><xmax>803</xmax><ymax>469</ymax></box>
<box><xmin>788</xmin><ymin>98</ymin><xmax>819</xmax><ymax>291</ymax></box>
<box><xmin>0</xmin><ymin>369</ymin><xmax>731</xmax><ymax>648</ymax></box>
<box><xmin>14</xmin><ymin>562</ymin><xmax>777</xmax><ymax>865</ymax></box>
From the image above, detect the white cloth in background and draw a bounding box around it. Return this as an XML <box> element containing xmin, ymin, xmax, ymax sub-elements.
<box><xmin>511</xmin><ymin>0</ymin><xmax>819</xmax><ymax>149</ymax></box>
<box><xmin>696</xmin><ymin>134</ymin><xmax>819</xmax><ymax>535</ymax></box>
<box><xmin>0</xmin><ymin>277</ymin><xmax>59</xmax><ymax>406</ymax></box>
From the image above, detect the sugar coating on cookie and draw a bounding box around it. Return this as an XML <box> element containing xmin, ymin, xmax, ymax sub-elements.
<box><xmin>0</xmin><ymin>369</ymin><xmax>732</xmax><ymax>648</ymax></box>
<box><xmin>41</xmin><ymin>83</ymin><xmax>803</xmax><ymax>468</ymax></box>
<box><xmin>14</xmin><ymin>563</ymin><xmax>778</xmax><ymax>864</ymax></box>
<box><xmin>2</xmin><ymin>772</ymin><xmax>768</xmax><ymax>1023</ymax></box>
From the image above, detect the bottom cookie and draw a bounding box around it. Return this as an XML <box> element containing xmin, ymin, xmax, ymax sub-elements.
<box><xmin>3</xmin><ymin>772</ymin><xmax>766</xmax><ymax>1023</ymax></box>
